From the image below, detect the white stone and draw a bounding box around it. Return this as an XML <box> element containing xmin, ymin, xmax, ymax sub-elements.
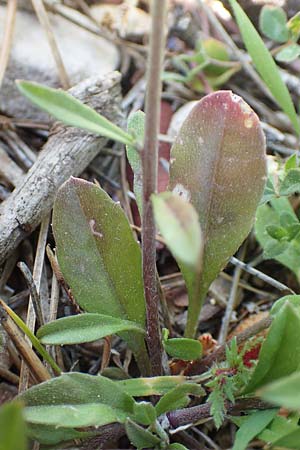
<box><xmin>0</xmin><ymin>5</ymin><xmax>119</xmax><ymax>119</ymax></box>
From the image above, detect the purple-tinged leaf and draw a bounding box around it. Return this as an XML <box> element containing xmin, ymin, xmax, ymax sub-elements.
<box><xmin>169</xmin><ymin>91</ymin><xmax>266</xmax><ymax>337</ymax></box>
<box><xmin>52</xmin><ymin>177</ymin><xmax>149</xmax><ymax>371</ymax></box>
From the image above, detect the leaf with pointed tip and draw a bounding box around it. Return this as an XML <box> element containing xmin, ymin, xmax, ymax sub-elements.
<box><xmin>126</xmin><ymin>111</ymin><xmax>145</xmax><ymax>215</ymax></box>
<box><xmin>152</xmin><ymin>192</ymin><xmax>202</xmax><ymax>270</ymax></box>
<box><xmin>16</xmin><ymin>81</ymin><xmax>134</xmax><ymax>146</ymax></box>
<box><xmin>169</xmin><ymin>91</ymin><xmax>266</xmax><ymax>337</ymax></box>
<box><xmin>52</xmin><ymin>177</ymin><xmax>148</xmax><ymax>371</ymax></box>
<box><xmin>37</xmin><ymin>313</ymin><xmax>145</xmax><ymax>345</ymax></box>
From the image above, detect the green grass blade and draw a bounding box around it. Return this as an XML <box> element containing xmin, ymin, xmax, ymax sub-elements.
<box><xmin>17</xmin><ymin>81</ymin><xmax>135</xmax><ymax>146</ymax></box>
<box><xmin>228</xmin><ymin>0</ymin><xmax>300</xmax><ymax>135</ymax></box>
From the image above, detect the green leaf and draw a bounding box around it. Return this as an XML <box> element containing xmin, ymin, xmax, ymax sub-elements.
<box><xmin>255</xmin><ymin>197</ymin><xmax>300</xmax><ymax>281</ymax></box>
<box><xmin>163</xmin><ymin>337</ymin><xmax>202</xmax><ymax>361</ymax></box>
<box><xmin>259</xmin><ymin>372</ymin><xmax>300</xmax><ymax>410</ymax></box>
<box><xmin>258</xmin><ymin>414</ymin><xmax>300</xmax><ymax>445</ymax></box>
<box><xmin>287</xmin><ymin>12</ymin><xmax>300</xmax><ymax>41</ymax></box>
<box><xmin>168</xmin><ymin>445</ymin><xmax>189</xmax><ymax>450</ymax></box>
<box><xmin>20</xmin><ymin>373</ymin><xmax>136</xmax><ymax>430</ymax></box>
<box><xmin>276</xmin><ymin>44</ymin><xmax>300</xmax><ymax>63</ymax></box>
<box><xmin>125</xmin><ymin>419</ymin><xmax>161</xmax><ymax>450</ymax></box>
<box><xmin>273</xmin><ymin>428</ymin><xmax>300</xmax><ymax>448</ymax></box>
<box><xmin>259</xmin><ymin>6</ymin><xmax>289</xmax><ymax>43</ymax></box>
<box><xmin>0</xmin><ymin>402</ymin><xmax>27</xmax><ymax>450</ymax></box>
<box><xmin>52</xmin><ymin>177</ymin><xmax>149</xmax><ymax>371</ymax></box>
<box><xmin>244</xmin><ymin>302</ymin><xmax>300</xmax><ymax>393</ymax></box>
<box><xmin>285</xmin><ymin>154</ymin><xmax>298</xmax><ymax>171</ymax></box>
<box><xmin>266</xmin><ymin>225</ymin><xmax>288</xmax><ymax>240</ymax></box>
<box><xmin>24</xmin><ymin>403</ymin><xmax>127</xmax><ymax>428</ymax></box>
<box><xmin>126</xmin><ymin>111</ymin><xmax>144</xmax><ymax>215</ymax></box>
<box><xmin>19</xmin><ymin>372</ymin><xmax>134</xmax><ymax>413</ymax></box>
<box><xmin>280</xmin><ymin>168</ymin><xmax>300</xmax><ymax>196</ymax></box>
<box><xmin>117</xmin><ymin>376</ymin><xmax>189</xmax><ymax>396</ymax></box>
<box><xmin>270</xmin><ymin>295</ymin><xmax>300</xmax><ymax>316</ymax></box>
<box><xmin>228</xmin><ymin>0</ymin><xmax>300</xmax><ymax>135</ymax></box>
<box><xmin>37</xmin><ymin>313</ymin><xmax>145</xmax><ymax>345</ymax></box>
<box><xmin>16</xmin><ymin>81</ymin><xmax>134</xmax><ymax>146</ymax></box>
<box><xmin>152</xmin><ymin>192</ymin><xmax>203</xmax><ymax>270</ymax></box>
<box><xmin>232</xmin><ymin>409</ymin><xmax>278</xmax><ymax>450</ymax></box>
<box><xmin>133</xmin><ymin>402</ymin><xmax>157</xmax><ymax>426</ymax></box>
<box><xmin>169</xmin><ymin>91</ymin><xmax>266</xmax><ymax>337</ymax></box>
<box><xmin>27</xmin><ymin>423</ymin><xmax>94</xmax><ymax>446</ymax></box>
<box><xmin>155</xmin><ymin>383</ymin><xmax>204</xmax><ymax>417</ymax></box>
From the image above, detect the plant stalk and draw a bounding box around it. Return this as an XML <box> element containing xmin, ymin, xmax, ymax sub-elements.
<box><xmin>142</xmin><ymin>0</ymin><xmax>167</xmax><ymax>375</ymax></box>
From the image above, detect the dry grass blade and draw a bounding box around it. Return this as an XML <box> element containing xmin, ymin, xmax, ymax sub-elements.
<box><xmin>0</xmin><ymin>303</ymin><xmax>51</xmax><ymax>383</ymax></box>
<box><xmin>0</xmin><ymin>0</ymin><xmax>17</xmax><ymax>88</ymax></box>
<box><xmin>19</xmin><ymin>215</ymin><xmax>50</xmax><ymax>393</ymax></box>
<box><xmin>31</xmin><ymin>0</ymin><xmax>70</xmax><ymax>89</ymax></box>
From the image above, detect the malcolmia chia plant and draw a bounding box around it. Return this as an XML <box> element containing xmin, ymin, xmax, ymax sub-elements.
<box><xmin>3</xmin><ymin>0</ymin><xmax>300</xmax><ymax>449</ymax></box>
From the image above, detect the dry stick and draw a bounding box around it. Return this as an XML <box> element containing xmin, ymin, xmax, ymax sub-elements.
<box><xmin>0</xmin><ymin>0</ymin><xmax>17</xmax><ymax>88</ymax></box>
<box><xmin>218</xmin><ymin>246</ymin><xmax>246</xmax><ymax>345</ymax></box>
<box><xmin>19</xmin><ymin>215</ymin><xmax>50</xmax><ymax>394</ymax></box>
<box><xmin>230</xmin><ymin>256</ymin><xmax>295</xmax><ymax>294</ymax></box>
<box><xmin>142</xmin><ymin>0</ymin><xmax>167</xmax><ymax>376</ymax></box>
<box><xmin>167</xmin><ymin>397</ymin><xmax>273</xmax><ymax>430</ymax></box>
<box><xmin>0</xmin><ymin>365</ymin><xmax>19</xmax><ymax>384</ymax></box>
<box><xmin>31</xmin><ymin>0</ymin><xmax>70</xmax><ymax>89</ymax></box>
<box><xmin>18</xmin><ymin>262</ymin><xmax>45</xmax><ymax>328</ymax></box>
<box><xmin>0</xmin><ymin>305</ymin><xmax>51</xmax><ymax>383</ymax></box>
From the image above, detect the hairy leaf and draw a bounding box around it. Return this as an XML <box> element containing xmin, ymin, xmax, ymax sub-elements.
<box><xmin>37</xmin><ymin>313</ymin><xmax>145</xmax><ymax>345</ymax></box>
<box><xmin>163</xmin><ymin>337</ymin><xmax>202</xmax><ymax>361</ymax></box>
<box><xmin>17</xmin><ymin>81</ymin><xmax>134</xmax><ymax>146</ymax></box>
<box><xmin>117</xmin><ymin>376</ymin><xmax>189</xmax><ymax>396</ymax></box>
<box><xmin>152</xmin><ymin>192</ymin><xmax>202</xmax><ymax>270</ymax></box>
<box><xmin>24</xmin><ymin>404</ymin><xmax>126</xmax><ymax>428</ymax></box>
<box><xmin>125</xmin><ymin>419</ymin><xmax>160</xmax><ymax>450</ymax></box>
<box><xmin>155</xmin><ymin>383</ymin><xmax>204</xmax><ymax>416</ymax></box>
<box><xmin>133</xmin><ymin>402</ymin><xmax>157</xmax><ymax>426</ymax></box>
<box><xmin>228</xmin><ymin>0</ymin><xmax>300</xmax><ymax>135</ymax></box>
<box><xmin>19</xmin><ymin>372</ymin><xmax>134</xmax><ymax>413</ymax></box>
<box><xmin>169</xmin><ymin>91</ymin><xmax>266</xmax><ymax>337</ymax></box>
<box><xmin>52</xmin><ymin>177</ymin><xmax>148</xmax><ymax>370</ymax></box>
